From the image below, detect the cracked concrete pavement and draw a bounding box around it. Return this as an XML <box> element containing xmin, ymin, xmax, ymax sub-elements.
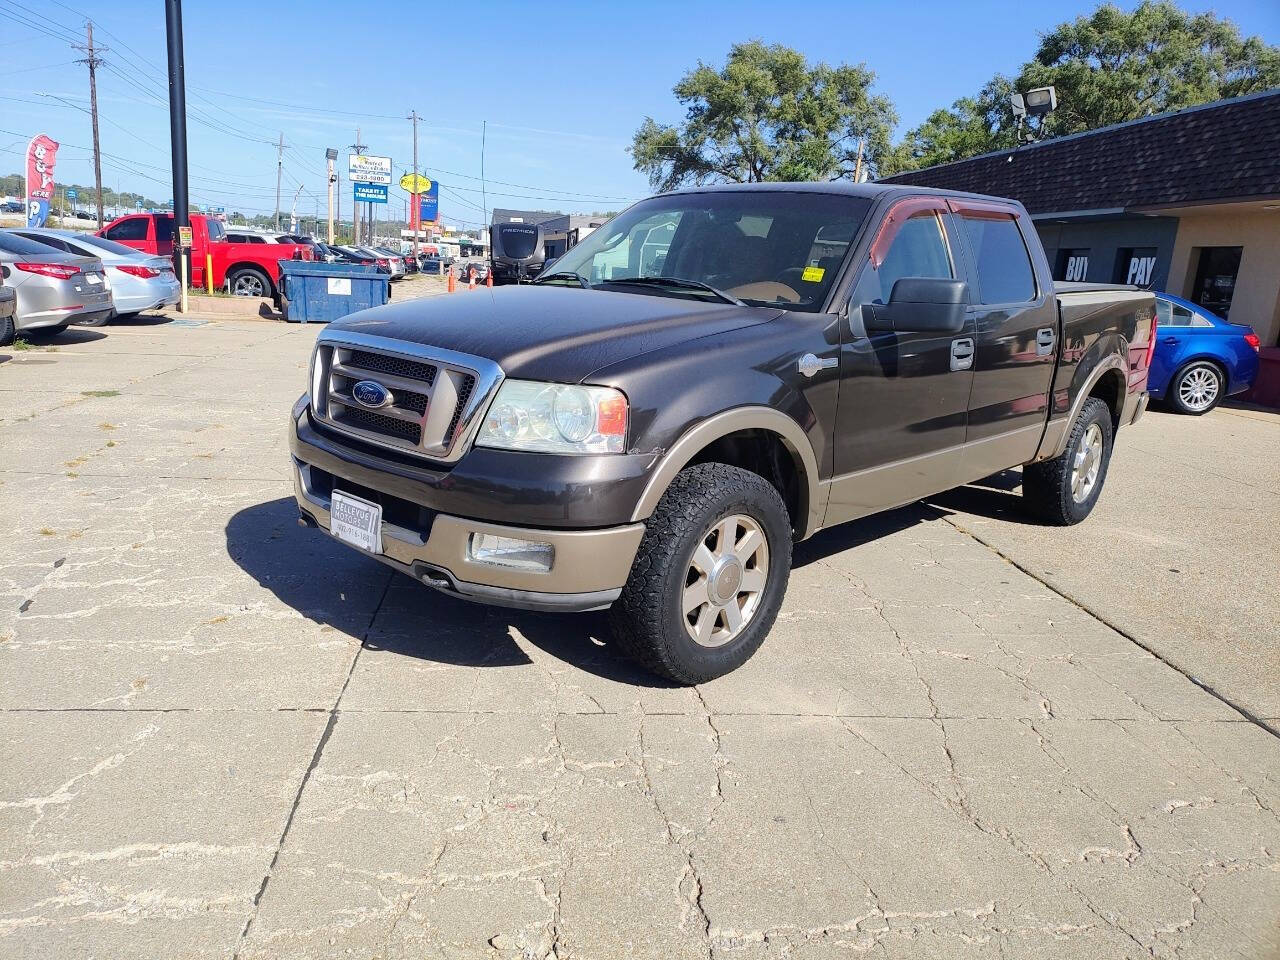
<box><xmin>2</xmin><ymin>316</ymin><xmax>1278</xmax><ymax>959</ymax></box>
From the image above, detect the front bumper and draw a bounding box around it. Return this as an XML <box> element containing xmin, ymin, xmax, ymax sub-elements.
<box><xmin>290</xmin><ymin>401</ymin><xmax>648</xmax><ymax>612</ymax></box>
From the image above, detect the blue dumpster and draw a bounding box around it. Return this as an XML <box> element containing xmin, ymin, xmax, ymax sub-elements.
<box><xmin>279</xmin><ymin>261</ymin><xmax>389</xmax><ymax>324</ymax></box>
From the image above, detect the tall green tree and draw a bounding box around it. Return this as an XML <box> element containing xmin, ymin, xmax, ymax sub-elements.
<box><xmin>883</xmin><ymin>1</ymin><xmax>1280</xmax><ymax>174</ymax></box>
<box><xmin>631</xmin><ymin>41</ymin><xmax>897</xmax><ymax>191</ymax></box>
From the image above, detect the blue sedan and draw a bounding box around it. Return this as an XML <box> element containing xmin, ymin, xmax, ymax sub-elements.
<box><xmin>1149</xmin><ymin>293</ymin><xmax>1260</xmax><ymax>414</ymax></box>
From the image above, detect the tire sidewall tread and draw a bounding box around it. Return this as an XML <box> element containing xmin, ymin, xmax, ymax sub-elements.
<box><xmin>1022</xmin><ymin>397</ymin><xmax>1114</xmax><ymax>526</ymax></box>
<box><xmin>610</xmin><ymin>463</ymin><xmax>792</xmax><ymax>684</ymax></box>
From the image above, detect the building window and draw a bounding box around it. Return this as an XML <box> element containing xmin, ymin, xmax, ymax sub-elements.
<box><xmin>1190</xmin><ymin>246</ymin><xmax>1242</xmax><ymax>321</ymax></box>
<box><xmin>1115</xmin><ymin>247</ymin><xmax>1158</xmax><ymax>286</ymax></box>
<box><xmin>1056</xmin><ymin>248</ymin><xmax>1091</xmax><ymax>282</ymax></box>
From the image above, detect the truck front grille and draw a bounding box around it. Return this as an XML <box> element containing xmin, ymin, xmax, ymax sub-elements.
<box><xmin>310</xmin><ymin>335</ymin><xmax>501</xmax><ymax>463</ymax></box>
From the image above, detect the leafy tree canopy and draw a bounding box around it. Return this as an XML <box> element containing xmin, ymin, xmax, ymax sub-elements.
<box><xmin>881</xmin><ymin>1</ymin><xmax>1280</xmax><ymax>175</ymax></box>
<box><xmin>631</xmin><ymin>41</ymin><xmax>897</xmax><ymax>191</ymax></box>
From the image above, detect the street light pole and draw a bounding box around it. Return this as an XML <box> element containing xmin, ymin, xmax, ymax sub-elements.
<box><xmin>164</xmin><ymin>0</ymin><xmax>190</xmax><ymax>313</ymax></box>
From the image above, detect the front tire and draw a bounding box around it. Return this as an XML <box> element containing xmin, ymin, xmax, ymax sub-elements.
<box><xmin>610</xmin><ymin>463</ymin><xmax>792</xmax><ymax>684</ymax></box>
<box><xmin>0</xmin><ymin>312</ymin><xmax>14</xmax><ymax>347</ymax></box>
<box><xmin>1168</xmin><ymin>360</ymin><xmax>1223</xmax><ymax>415</ymax></box>
<box><xmin>1021</xmin><ymin>397</ymin><xmax>1114</xmax><ymax>525</ymax></box>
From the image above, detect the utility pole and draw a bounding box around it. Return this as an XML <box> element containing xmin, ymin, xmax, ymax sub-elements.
<box><xmin>408</xmin><ymin>109</ymin><xmax>419</xmax><ymax>264</ymax></box>
<box><xmin>164</xmin><ymin>0</ymin><xmax>190</xmax><ymax>313</ymax></box>
<box><xmin>273</xmin><ymin>132</ymin><xmax>285</xmax><ymax>231</ymax></box>
<box><xmin>349</xmin><ymin>127</ymin><xmax>366</xmax><ymax>246</ymax></box>
<box><xmin>73</xmin><ymin>21</ymin><xmax>107</xmax><ymax>227</ymax></box>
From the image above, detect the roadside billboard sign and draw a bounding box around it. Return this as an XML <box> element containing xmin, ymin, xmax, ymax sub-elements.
<box><xmin>349</xmin><ymin>154</ymin><xmax>391</xmax><ymax>184</ymax></box>
<box><xmin>354</xmin><ymin>182</ymin><xmax>388</xmax><ymax>204</ymax></box>
<box><xmin>399</xmin><ymin>172</ymin><xmax>432</xmax><ymax>194</ymax></box>
<box><xmin>418</xmin><ymin>181</ymin><xmax>439</xmax><ymax>223</ymax></box>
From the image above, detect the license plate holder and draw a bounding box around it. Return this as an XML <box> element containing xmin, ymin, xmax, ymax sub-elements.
<box><xmin>330</xmin><ymin>490</ymin><xmax>383</xmax><ymax>554</ymax></box>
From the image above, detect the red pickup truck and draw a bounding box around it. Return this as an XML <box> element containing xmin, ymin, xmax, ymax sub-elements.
<box><xmin>97</xmin><ymin>213</ymin><xmax>312</xmax><ymax>300</ymax></box>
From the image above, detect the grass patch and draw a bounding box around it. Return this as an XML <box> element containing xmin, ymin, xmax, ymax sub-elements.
<box><xmin>81</xmin><ymin>389</ymin><xmax>120</xmax><ymax>398</ymax></box>
<box><xmin>105</xmin><ymin>440</ymin><xmax>116</xmax><ymax>448</ymax></box>
<box><xmin>11</xmin><ymin>337</ymin><xmax>33</xmax><ymax>352</ymax></box>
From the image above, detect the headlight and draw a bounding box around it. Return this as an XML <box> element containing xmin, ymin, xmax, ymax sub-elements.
<box><xmin>476</xmin><ymin>380</ymin><xmax>627</xmax><ymax>454</ymax></box>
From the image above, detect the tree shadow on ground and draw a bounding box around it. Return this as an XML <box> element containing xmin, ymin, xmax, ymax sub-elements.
<box><xmin>225</xmin><ymin>497</ymin><xmax>676</xmax><ymax>688</ymax></box>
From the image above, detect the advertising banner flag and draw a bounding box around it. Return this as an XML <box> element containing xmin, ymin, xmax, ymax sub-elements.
<box><xmin>25</xmin><ymin>134</ymin><xmax>59</xmax><ymax>228</ymax></box>
<box><xmin>418</xmin><ymin>180</ymin><xmax>439</xmax><ymax>224</ymax></box>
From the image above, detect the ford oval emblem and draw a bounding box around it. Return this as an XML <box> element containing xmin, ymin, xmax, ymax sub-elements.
<box><xmin>352</xmin><ymin>380</ymin><xmax>391</xmax><ymax>409</ymax></box>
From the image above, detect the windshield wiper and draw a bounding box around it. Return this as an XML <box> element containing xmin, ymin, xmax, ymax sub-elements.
<box><xmin>536</xmin><ymin>270</ymin><xmax>592</xmax><ymax>288</ymax></box>
<box><xmin>601</xmin><ymin>276</ymin><xmax>744</xmax><ymax>306</ymax></box>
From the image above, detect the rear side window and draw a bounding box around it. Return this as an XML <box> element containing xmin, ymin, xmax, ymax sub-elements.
<box><xmin>105</xmin><ymin>217</ymin><xmax>148</xmax><ymax>241</ymax></box>
<box><xmin>957</xmin><ymin>213</ymin><xmax>1036</xmax><ymax>304</ymax></box>
<box><xmin>155</xmin><ymin>218</ymin><xmax>173</xmax><ymax>243</ymax></box>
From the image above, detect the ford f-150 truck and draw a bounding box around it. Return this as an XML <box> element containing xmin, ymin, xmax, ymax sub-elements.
<box><xmin>97</xmin><ymin>212</ymin><xmax>312</xmax><ymax>301</ymax></box>
<box><xmin>290</xmin><ymin>183</ymin><xmax>1154</xmax><ymax>683</ymax></box>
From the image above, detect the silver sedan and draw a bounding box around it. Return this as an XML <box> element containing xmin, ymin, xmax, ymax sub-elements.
<box><xmin>0</xmin><ymin>230</ymin><xmax>112</xmax><ymax>340</ymax></box>
<box><xmin>9</xmin><ymin>227</ymin><xmax>180</xmax><ymax>325</ymax></box>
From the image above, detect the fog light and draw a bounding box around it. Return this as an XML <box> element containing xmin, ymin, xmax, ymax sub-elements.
<box><xmin>469</xmin><ymin>533</ymin><xmax>554</xmax><ymax>572</ymax></box>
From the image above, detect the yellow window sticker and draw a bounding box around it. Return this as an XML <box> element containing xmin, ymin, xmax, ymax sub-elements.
<box><xmin>802</xmin><ymin>266</ymin><xmax>825</xmax><ymax>283</ymax></box>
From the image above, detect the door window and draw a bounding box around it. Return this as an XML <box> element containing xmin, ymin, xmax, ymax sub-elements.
<box><xmin>853</xmin><ymin>210</ymin><xmax>954</xmax><ymax>306</ymax></box>
<box><xmin>957</xmin><ymin>214</ymin><xmax>1036</xmax><ymax>303</ymax></box>
<box><xmin>104</xmin><ymin>217</ymin><xmax>148</xmax><ymax>241</ymax></box>
<box><xmin>155</xmin><ymin>218</ymin><xmax>173</xmax><ymax>244</ymax></box>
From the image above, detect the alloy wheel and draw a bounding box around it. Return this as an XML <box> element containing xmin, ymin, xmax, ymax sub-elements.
<box><xmin>682</xmin><ymin>514</ymin><xmax>769</xmax><ymax>648</ymax></box>
<box><xmin>1071</xmin><ymin>422</ymin><xmax>1104</xmax><ymax>503</ymax></box>
<box><xmin>1178</xmin><ymin>366</ymin><xmax>1219</xmax><ymax>412</ymax></box>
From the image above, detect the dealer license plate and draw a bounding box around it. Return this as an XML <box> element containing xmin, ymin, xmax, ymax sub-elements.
<box><xmin>330</xmin><ymin>491</ymin><xmax>382</xmax><ymax>554</ymax></box>
<box><xmin>84</xmin><ymin>273</ymin><xmax>102</xmax><ymax>284</ymax></box>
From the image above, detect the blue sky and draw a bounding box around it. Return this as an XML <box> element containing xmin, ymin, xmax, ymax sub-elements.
<box><xmin>2</xmin><ymin>0</ymin><xmax>1276</xmax><ymax>227</ymax></box>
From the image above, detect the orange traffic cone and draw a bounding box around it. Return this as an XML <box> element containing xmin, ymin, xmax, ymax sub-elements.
<box><xmin>447</xmin><ymin>268</ymin><xmax>455</xmax><ymax>294</ymax></box>
<box><xmin>467</xmin><ymin>272</ymin><xmax>476</xmax><ymax>291</ymax></box>
<box><xmin>485</xmin><ymin>272</ymin><xmax>493</xmax><ymax>288</ymax></box>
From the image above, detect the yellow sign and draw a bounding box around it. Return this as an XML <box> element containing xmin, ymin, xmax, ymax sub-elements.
<box><xmin>178</xmin><ymin>225</ymin><xmax>193</xmax><ymax>248</ymax></box>
<box><xmin>399</xmin><ymin>173</ymin><xmax>433</xmax><ymax>193</ymax></box>
<box><xmin>801</xmin><ymin>265</ymin><xmax>825</xmax><ymax>283</ymax></box>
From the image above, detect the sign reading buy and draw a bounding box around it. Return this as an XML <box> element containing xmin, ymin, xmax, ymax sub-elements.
<box><xmin>25</xmin><ymin>134</ymin><xmax>59</xmax><ymax>228</ymax></box>
<box><xmin>349</xmin><ymin>154</ymin><xmax>391</xmax><ymax>185</ymax></box>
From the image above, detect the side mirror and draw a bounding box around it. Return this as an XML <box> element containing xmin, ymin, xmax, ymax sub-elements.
<box><xmin>864</xmin><ymin>277</ymin><xmax>969</xmax><ymax>334</ymax></box>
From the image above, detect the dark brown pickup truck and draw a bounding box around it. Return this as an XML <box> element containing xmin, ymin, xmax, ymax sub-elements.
<box><xmin>290</xmin><ymin>182</ymin><xmax>1154</xmax><ymax>683</ymax></box>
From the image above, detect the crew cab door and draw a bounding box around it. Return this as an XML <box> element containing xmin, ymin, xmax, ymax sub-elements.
<box><xmin>825</xmin><ymin>197</ymin><xmax>977</xmax><ymax>524</ymax></box>
<box><xmin>947</xmin><ymin>200</ymin><xmax>1057</xmax><ymax>473</ymax></box>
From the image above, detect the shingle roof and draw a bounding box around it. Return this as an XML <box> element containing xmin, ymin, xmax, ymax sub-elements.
<box><xmin>881</xmin><ymin>89</ymin><xmax>1280</xmax><ymax>214</ymax></box>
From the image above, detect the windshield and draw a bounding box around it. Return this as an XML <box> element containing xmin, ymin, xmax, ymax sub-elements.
<box><xmin>543</xmin><ymin>190</ymin><xmax>871</xmax><ymax>311</ymax></box>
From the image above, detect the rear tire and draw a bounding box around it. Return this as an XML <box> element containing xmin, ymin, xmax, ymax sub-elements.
<box><xmin>1021</xmin><ymin>397</ymin><xmax>1113</xmax><ymax>526</ymax></box>
<box><xmin>609</xmin><ymin>463</ymin><xmax>792</xmax><ymax>684</ymax></box>
<box><xmin>1168</xmin><ymin>360</ymin><xmax>1223</xmax><ymax>415</ymax></box>
<box><xmin>0</xmin><ymin>313</ymin><xmax>14</xmax><ymax>347</ymax></box>
<box><xmin>227</xmin><ymin>267</ymin><xmax>273</xmax><ymax>299</ymax></box>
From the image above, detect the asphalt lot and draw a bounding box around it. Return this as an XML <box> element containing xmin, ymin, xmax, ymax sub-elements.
<box><xmin>1</xmin><ymin>313</ymin><xmax>1278</xmax><ymax>959</ymax></box>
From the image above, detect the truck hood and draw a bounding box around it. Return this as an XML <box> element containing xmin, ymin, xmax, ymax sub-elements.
<box><xmin>331</xmin><ymin>285</ymin><xmax>781</xmax><ymax>382</ymax></box>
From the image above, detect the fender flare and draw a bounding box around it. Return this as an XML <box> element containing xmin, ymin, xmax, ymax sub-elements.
<box><xmin>629</xmin><ymin>406</ymin><xmax>823</xmax><ymax>539</ymax></box>
<box><xmin>1038</xmin><ymin>353</ymin><xmax>1127</xmax><ymax>461</ymax></box>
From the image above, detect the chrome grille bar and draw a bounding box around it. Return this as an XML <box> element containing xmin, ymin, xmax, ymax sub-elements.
<box><xmin>310</xmin><ymin>330</ymin><xmax>503</xmax><ymax>463</ymax></box>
